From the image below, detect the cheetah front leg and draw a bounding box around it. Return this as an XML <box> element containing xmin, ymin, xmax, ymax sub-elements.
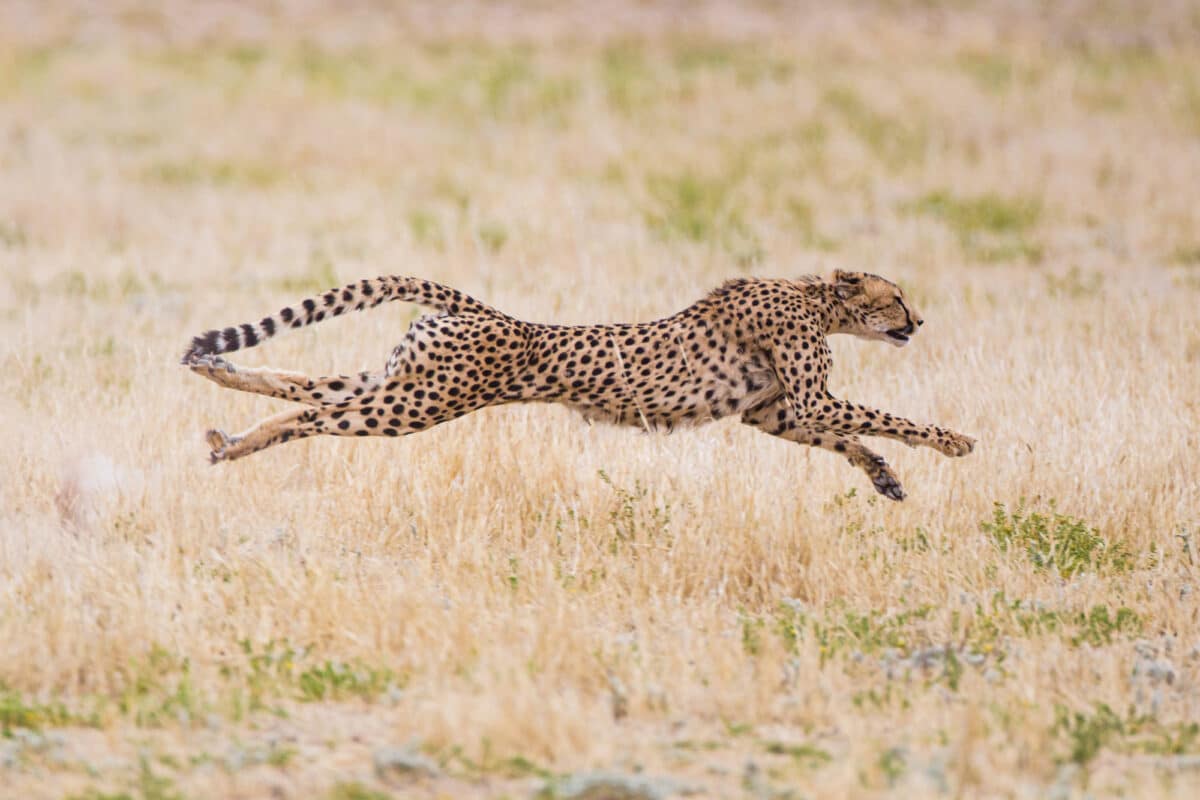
<box><xmin>806</xmin><ymin>396</ymin><xmax>975</xmax><ymax>457</ymax></box>
<box><xmin>741</xmin><ymin>400</ymin><xmax>906</xmax><ymax>500</ymax></box>
<box><xmin>187</xmin><ymin>354</ymin><xmax>382</xmax><ymax>406</ymax></box>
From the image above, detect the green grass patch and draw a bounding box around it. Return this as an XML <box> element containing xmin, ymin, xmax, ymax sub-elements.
<box><xmin>327</xmin><ymin>783</ymin><xmax>391</xmax><ymax>800</ymax></box>
<box><xmin>0</xmin><ymin>46</ymin><xmax>59</xmax><ymax>98</ymax></box>
<box><xmin>296</xmin><ymin>660</ymin><xmax>395</xmax><ymax>702</ymax></box>
<box><xmin>407</xmin><ymin>209</ymin><xmax>445</xmax><ymax>249</ymax></box>
<box><xmin>1171</xmin><ymin>244</ymin><xmax>1200</xmax><ymax>266</ymax></box>
<box><xmin>0</xmin><ymin>219</ymin><xmax>27</xmax><ymax>248</ymax></box>
<box><xmin>671</xmin><ymin>41</ymin><xmax>794</xmax><ymax>85</ymax></box>
<box><xmin>289</xmin><ymin>43</ymin><xmax>577</xmax><ymax>123</ymax></box>
<box><xmin>775</xmin><ymin>602</ymin><xmax>934</xmax><ymax>665</ymax></box>
<box><xmin>68</xmin><ymin>757</ymin><xmax>184</xmax><ymax>800</ymax></box>
<box><xmin>961</xmin><ymin>594</ymin><xmax>1142</xmax><ymax>654</ymax></box>
<box><xmin>909</xmin><ymin>190</ymin><xmax>1039</xmax><ymax>236</ymax></box>
<box><xmin>597</xmin><ymin>470</ymin><xmax>673</xmax><ymax>555</ymax></box>
<box><xmin>1044</xmin><ymin>266</ymin><xmax>1104</xmax><ymax>298</ymax></box>
<box><xmin>983</xmin><ymin>501</ymin><xmax>1134</xmax><ymax>577</ymax></box>
<box><xmin>0</xmin><ymin>640</ymin><xmax>405</xmax><ymax>735</ymax></box>
<box><xmin>141</xmin><ymin>158</ymin><xmax>287</xmax><ymax>189</ymax></box>
<box><xmin>476</xmin><ymin>221</ymin><xmax>509</xmax><ymax>254</ymax></box>
<box><xmin>763</xmin><ymin>740</ymin><xmax>832</xmax><ymax>768</ymax></box>
<box><xmin>601</xmin><ymin>41</ymin><xmax>658</xmax><ymax>115</ymax></box>
<box><xmin>907</xmin><ymin>190</ymin><xmax>1043</xmax><ymax>263</ymax></box>
<box><xmin>0</xmin><ymin>682</ymin><xmax>77</xmax><ymax>734</ymax></box>
<box><xmin>956</xmin><ymin>52</ymin><xmax>1042</xmax><ymax>94</ymax></box>
<box><xmin>115</xmin><ymin>646</ymin><xmax>202</xmax><ymax>727</ymax></box>
<box><xmin>643</xmin><ymin>170</ymin><xmax>762</xmax><ymax>266</ymax></box>
<box><xmin>1054</xmin><ymin>704</ymin><xmax>1200</xmax><ymax>767</ymax></box>
<box><xmin>822</xmin><ymin>86</ymin><xmax>926</xmax><ymax>170</ymax></box>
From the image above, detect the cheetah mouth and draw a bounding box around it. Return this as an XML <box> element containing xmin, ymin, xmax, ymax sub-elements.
<box><xmin>885</xmin><ymin>329</ymin><xmax>911</xmax><ymax>344</ymax></box>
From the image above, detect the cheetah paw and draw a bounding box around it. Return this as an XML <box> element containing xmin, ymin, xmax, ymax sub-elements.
<box><xmin>189</xmin><ymin>355</ymin><xmax>238</xmax><ymax>386</ymax></box>
<box><xmin>871</xmin><ymin>468</ymin><xmax>906</xmax><ymax>502</ymax></box>
<box><xmin>937</xmin><ymin>430</ymin><xmax>976</xmax><ymax>457</ymax></box>
<box><xmin>205</xmin><ymin>429</ymin><xmax>232</xmax><ymax>463</ymax></box>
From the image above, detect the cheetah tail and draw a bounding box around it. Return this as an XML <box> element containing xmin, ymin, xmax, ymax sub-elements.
<box><xmin>180</xmin><ymin>276</ymin><xmax>499</xmax><ymax>363</ymax></box>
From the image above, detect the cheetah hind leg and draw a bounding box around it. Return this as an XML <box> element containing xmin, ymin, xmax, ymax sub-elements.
<box><xmin>187</xmin><ymin>354</ymin><xmax>383</xmax><ymax>406</ymax></box>
<box><xmin>204</xmin><ymin>381</ymin><xmax>489</xmax><ymax>463</ymax></box>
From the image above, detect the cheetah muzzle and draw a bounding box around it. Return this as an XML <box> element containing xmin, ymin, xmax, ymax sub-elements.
<box><xmin>182</xmin><ymin>271</ymin><xmax>976</xmax><ymax>500</ymax></box>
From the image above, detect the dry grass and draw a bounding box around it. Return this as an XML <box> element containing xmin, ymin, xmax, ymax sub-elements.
<box><xmin>2</xmin><ymin>2</ymin><xmax>1200</xmax><ymax>798</ymax></box>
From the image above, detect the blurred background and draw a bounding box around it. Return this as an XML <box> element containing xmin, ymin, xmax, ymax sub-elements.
<box><xmin>2</xmin><ymin>2</ymin><xmax>1199</xmax><ymax>799</ymax></box>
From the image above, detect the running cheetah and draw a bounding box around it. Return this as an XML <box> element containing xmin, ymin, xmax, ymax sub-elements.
<box><xmin>182</xmin><ymin>271</ymin><xmax>975</xmax><ymax>500</ymax></box>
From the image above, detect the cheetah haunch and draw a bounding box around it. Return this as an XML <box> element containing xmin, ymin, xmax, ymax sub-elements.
<box><xmin>182</xmin><ymin>271</ymin><xmax>974</xmax><ymax>500</ymax></box>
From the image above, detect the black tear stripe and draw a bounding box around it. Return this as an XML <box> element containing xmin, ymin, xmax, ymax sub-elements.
<box><xmin>897</xmin><ymin>297</ymin><xmax>914</xmax><ymax>331</ymax></box>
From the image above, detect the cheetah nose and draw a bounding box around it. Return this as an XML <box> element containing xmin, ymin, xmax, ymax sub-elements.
<box><xmin>917</xmin><ymin>319</ymin><xmax>924</xmax><ymax>327</ymax></box>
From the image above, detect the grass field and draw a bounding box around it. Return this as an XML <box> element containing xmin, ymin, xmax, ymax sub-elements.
<box><xmin>2</xmin><ymin>2</ymin><xmax>1200</xmax><ymax>798</ymax></box>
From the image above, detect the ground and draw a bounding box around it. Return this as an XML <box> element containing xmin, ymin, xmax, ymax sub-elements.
<box><xmin>1</xmin><ymin>1</ymin><xmax>1199</xmax><ymax>798</ymax></box>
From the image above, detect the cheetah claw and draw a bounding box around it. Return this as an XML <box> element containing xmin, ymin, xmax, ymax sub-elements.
<box><xmin>872</xmin><ymin>471</ymin><xmax>906</xmax><ymax>501</ymax></box>
<box><xmin>938</xmin><ymin>431</ymin><xmax>976</xmax><ymax>457</ymax></box>
<box><xmin>188</xmin><ymin>354</ymin><xmax>234</xmax><ymax>373</ymax></box>
<box><xmin>205</xmin><ymin>429</ymin><xmax>232</xmax><ymax>463</ymax></box>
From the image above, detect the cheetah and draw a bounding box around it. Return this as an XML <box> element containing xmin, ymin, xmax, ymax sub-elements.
<box><xmin>181</xmin><ymin>271</ymin><xmax>974</xmax><ymax>500</ymax></box>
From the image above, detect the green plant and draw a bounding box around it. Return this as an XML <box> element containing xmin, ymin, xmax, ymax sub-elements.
<box><xmin>1071</xmin><ymin>604</ymin><xmax>1140</xmax><ymax>646</ymax></box>
<box><xmin>823</xmin><ymin>86</ymin><xmax>926</xmax><ymax>169</ymax></box>
<box><xmin>115</xmin><ymin>647</ymin><xmax>201</xmax><ymax>727</ymax></box>
<box><xmin>0</xmin><ymin>682</ymin><xmax>74</xmax><ymax>733</ymax></box>
<box><xmin>764</xmin><ymin>740</ymin><xmax>832</xmax><ymax>768</ymax></box>
<box><xmin>327</xmin><ymin>783</ymin><xmax>390</xmax><ymax>800</ymax></box>
<box><xmin>910</xmin><ymin>191</ymin><xmax>1040</xmax><ymax>235</ymax></box>
<box><xmin>297</xmin><ymin>661</ymin><xmax>394</xmax><ymax>702</ymax></box>
<box><xmin>982</xmin><ymin>501</ymin><xmax>1133</xmax><ymax>577</ymax></box>
<box><xmin>597</xmin><ymin>470</ymin><xmax>671</xmax><ymax>552</ymax></box>
<box><xmin>906</xmin><ymin>191</ymin><xmax>1043</xmax><ymax>262</ymax></box>
<box><xmin>476</xmin><ymin>222</ymin><xmax>508</xmax><ymax>253</ymax></box>
<box><xmin>1053</xmin><ymin>703</ymin><xmax>1200</xmax><ymax>767</ymax></box>
<box><xmin>877</xmin><ymin>746</ymin><xmax>906</xmax><ymax>786</ymax></box>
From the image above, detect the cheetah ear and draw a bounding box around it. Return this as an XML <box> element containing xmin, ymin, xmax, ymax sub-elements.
<box><xmin>832</xmin><ymin>269</ymin><xmax>863</xmax><ymax>299</ymax></box>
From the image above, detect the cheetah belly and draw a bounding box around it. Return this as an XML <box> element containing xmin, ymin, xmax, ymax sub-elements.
<box><xmin>566</xmin><ymin>353</ymin><xmax>780</xmax><ymax>431</ymax></box>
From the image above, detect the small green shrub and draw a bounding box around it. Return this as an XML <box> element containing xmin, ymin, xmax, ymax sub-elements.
<box><xmin>297</xmin><ymin>661</ymin><xmax>394</xmax><ymax>702</ymax></box>
<box><xmin>1055</xmin><ymin>703</ymin><xmax>1125</xmax><ymax>766</ymax></box>
<box><xmin>982</xmin><ymin>501</ymin><xmax>1133</xmax><ymax>577</ymax></box>
<box><xmin>1053</xmin><ymin>704</ymin><xmax>1200</xmax><ymax>766</ymax></box>
<box><xmin>764</xmin><ymin>740</ymin><xmax>832</xmax><ymax>767</ymax></box>
<box><xmin>0</xmin><ymin>682</ymin><xmax>74</xmax><ymax>733</ymax></box>
<box><xmin>328</xmin><ymin>783</ymin><xmax>390</xmax><ymax>800</ymax></box>
<box><xmin>597</xmin><ymin>470</ymin><xmax>671</xmax><ymax>551</ymax></box>
<box><xmin>1170</xmin><ymin>244</ymin><xmax>1200</xmax><ymax>266</ymax></box>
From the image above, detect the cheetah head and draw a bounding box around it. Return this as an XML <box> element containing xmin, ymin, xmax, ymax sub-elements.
<box><xmin>831</xmin><ymin>269</ymin><xmax>923</xmax><ymax>347</ymax></box>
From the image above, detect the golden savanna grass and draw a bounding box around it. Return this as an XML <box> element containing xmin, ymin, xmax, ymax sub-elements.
<box><xmin>2</xmin><ymin>1</ymin><xmax>1200</xmax><ymax>797</ymax></box>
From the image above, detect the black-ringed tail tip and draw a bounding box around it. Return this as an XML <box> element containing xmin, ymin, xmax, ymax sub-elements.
<box><xmin>183</xmin><ymin>271</ymin><xmax>975</xmax><ymax>498</ymax></box>
<box><xmin>181</xmin><ymin>276</ymin><xmax>494</xmax><ymax>364</ymax></box>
